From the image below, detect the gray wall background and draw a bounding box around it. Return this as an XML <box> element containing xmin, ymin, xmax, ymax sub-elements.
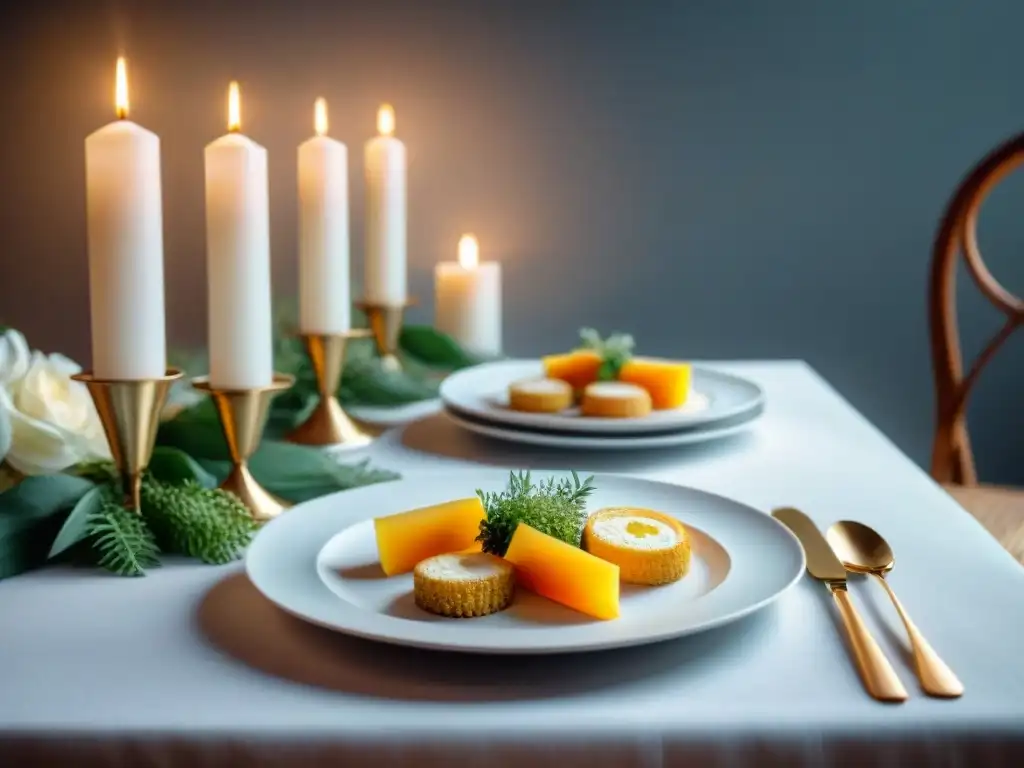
<box><xmin>0</xmin><ymin>0</ymin><xmax>1021</xmax><ymax>483</ymax></box>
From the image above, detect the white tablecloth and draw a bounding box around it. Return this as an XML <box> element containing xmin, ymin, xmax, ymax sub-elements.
<box><xmin>2</xmin><ymin>362</ymin><xmax>1022</xmax><ymax>767</ymax></box>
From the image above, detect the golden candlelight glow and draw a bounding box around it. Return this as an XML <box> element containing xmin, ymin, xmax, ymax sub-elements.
<box><xmin>228</xmin><ymin>81</ymin><xmax>241</xmax><ymax>132</ymax></box>
<box><xmin>377</xmin><ymin>103</ymin><xmax>395</xmax><ymax>136</ymax></box>
<box><xmin>314</xmin><ymin>97</ymin><xmax>328</xmax><ymax>136</ymax></box>
<box><xmin>115</xmin><ymin>57</ymin><xmax>129</xmax><ymax>119</ymax></box>
<box><xmin>458</xmin><ymin>234</ymin><xmax>479</xmax><ymax>270</ymax></box>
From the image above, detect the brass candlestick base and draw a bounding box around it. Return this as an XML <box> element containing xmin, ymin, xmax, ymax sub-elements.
<box><xmin>355</xmin><ymin>298</ymin><xmax>416</xmax><ymax>372</ymax></box>
<box><xmin>287</xmin><ymin>330</ymin><xmax>374</xmax><ymax>449</ymax></box>
<box><xmin>72</xmin><ymin>369</ymin><xmax>184</xmax><ymax>512</ymax></box>
<box><xmin>192</xmin><ymin>373</ymin><xmax>295</xmax><ymax>522</ymax></box>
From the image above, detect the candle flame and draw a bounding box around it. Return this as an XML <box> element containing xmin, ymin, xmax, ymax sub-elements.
<box><xmin>377</xmin><ymin>103</ymin><xmax>395</xmax><ymax>136</ymax></box>
<box><xmin>228</xmin><ymin>81</ymin><xmax>241</xmax><ymax>132</ymax></box>
<box><xmin>458</xmin><ymin>234</ymin><xmax>479</xmax><ymax>270</ymax></box>
<box><xmin>314</xmin><ymin>97</ymin><xmax>328</xmax><ymax>136</ymax></box>
<box><xmin>115</xmin><ymin>57</ymin><xmax>129</xmax><ymax>119</ymax></box>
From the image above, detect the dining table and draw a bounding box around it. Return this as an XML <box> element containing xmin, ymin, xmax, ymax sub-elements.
<box><xmin>1</xmin><ymin>360</ymin><xmax>1022</xmax><ymax>767</ymax></box>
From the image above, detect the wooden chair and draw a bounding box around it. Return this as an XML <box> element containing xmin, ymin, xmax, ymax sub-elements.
<box><xmin>930</xmin><ymin>132</ymin><xmax>1024</xmax><ymax>564</ymax></box>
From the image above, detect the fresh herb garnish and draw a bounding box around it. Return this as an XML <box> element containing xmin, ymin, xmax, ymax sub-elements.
<box><xmin>578</xmin><ymin>327</ymin><xmax>635</xmax><ymax>380</ymax></box>
<box><xmin>476</xmin><ymin>470</ymin><xmax>596</xmax><ymax>556</ymax></box>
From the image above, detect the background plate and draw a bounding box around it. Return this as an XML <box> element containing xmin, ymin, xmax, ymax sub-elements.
<box><xmin>444</xmin><ymin>403</ymin><xmax>764</xmax><ymax>450</ymax></box>
<box><xmin>439</xmin><ymin>360</ymin><xmax>765</xmax><ymax>435</ymax></box>
<box><xmin>246</xmin><ymin>470</ymin><xmax>804</xmax><ymax>654</ymax></box>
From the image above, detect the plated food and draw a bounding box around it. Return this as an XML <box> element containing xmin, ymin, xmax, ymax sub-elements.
<box><xmin>371</xmin><ymin>470</ymin><xmax>692</xmax><ymax>621</ymax></box>
<box><xmin>510</xmin><ymin>328</ymin><xmax>694</xmax><ymax>419</ymax></box>
<box><xmin>247</xmin><ymin>469</ymin><xmax>805</xmax><ymax>654</ymax></box>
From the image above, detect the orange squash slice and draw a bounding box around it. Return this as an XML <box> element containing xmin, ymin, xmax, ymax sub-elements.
<box><xmin>618</xmin><ymin>359</ymin><xmax>692</xmax><ymax>410</ymax></box>
<box><xmin>374</xmin><ymin>497</ymin><xmax>486</xmax><ymax>576</ymax></box>
<box><xmin>503</xmin><ymin>523</ymin><xmax>620</xmax><ymax>620</ymax></box>
<box><xmin>541</xmin><ymin>351</ymin><xmax>603</xmax><ymax>391</ymax></box>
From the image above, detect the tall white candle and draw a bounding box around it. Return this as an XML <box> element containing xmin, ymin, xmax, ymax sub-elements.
<box><xmin>434</xmin><ymin>234</ymin><xmax>502</xmax><ymax>356</ymax></box>
<box><xmin>204</xmin><ymin>81</ymin><xmax>273</xmax><ymax>389</ymax></box>
<box><xmin>364</xmin><ymin>104</ymin><xmax>406</xmax><ymax>304</ymax></box>
<box><xmin>85</xmin><ymin>57</ymin><xmax>166</xmax><ymax>380</ymax></box>
<box><xmin>298</xmin><ymin>98</ymin><xmax>350</xmax><ymax>334</ymax></box>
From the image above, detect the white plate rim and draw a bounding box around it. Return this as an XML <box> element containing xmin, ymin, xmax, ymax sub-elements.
<box><xmin>443</xmin><ymin>405</ymin><xmax>764</xmax><ymax>450</ymax></box>
<box><xmin>439</xmin><ymin>360</ymin><xmax>765</xmax><ymax>435</ymax></box>
<box><xmin>245</xmin><ymin>470</ymin><xmax>805</xmax><ymax>655</ymax></box>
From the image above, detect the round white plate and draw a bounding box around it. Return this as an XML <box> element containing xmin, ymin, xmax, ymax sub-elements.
<box><xmin>246</xmin><ymin>470</ymin><xmax>804</xmax><ymax>655</ymax></box>
<box><xmin>444</xmin><ymin>404</ymin><xmax>763</xmax><ymax>450</ymax></box>
<box><xmin>440</xmin><ymin>360</ymin><xmax>765</xmax><ymax>435</ymax></box>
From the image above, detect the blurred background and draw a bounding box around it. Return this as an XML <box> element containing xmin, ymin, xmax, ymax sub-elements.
<box><xmin>0</xmin><ymin>0</ymin><xmax>1021</xmax><ymax>482</ymax></box>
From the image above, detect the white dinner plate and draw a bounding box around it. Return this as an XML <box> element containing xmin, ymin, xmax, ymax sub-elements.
<box><xmin>439</xmin><ymin>360</ymin><xmax>765</xmax><ymax>435</ymax></box>
<box><xmin>246</xmin><ymin>470</ymin><xmax>804</xmax><ymax>655</ymax></box>
<box><xmin>444</xmin><ymin>403</ymin><xmax>764</xmax><ymax>450</ymax></box>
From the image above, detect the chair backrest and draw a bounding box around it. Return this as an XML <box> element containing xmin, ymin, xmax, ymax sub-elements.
<box><xmin>929</xmin><ymin>133</ymin><xmax>1024</xmax><ymax>486</ymax></box>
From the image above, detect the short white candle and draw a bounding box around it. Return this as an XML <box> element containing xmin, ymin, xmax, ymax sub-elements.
<box><xmin>434</xmin><ymin>234</ymin><xmax>502</xmax><ymax>356</ymax></box>
<box><xmin>84</xmin><ymin>57</ymin><xmax>166</xmax><ymax>380</ymax></box>
<box><xmin>298</xmin><ymin>98</ymin><xmax>350</xmax><ymax>334</ymax></box>
<box><xmin>363</xmin><ymin>103</ymin><xmax>406</xmax><ymax>305</ymax></box>
<box><xmin>204</xmin><ymin>81</ymin><xmax>273</xmax><ymax>389</ymax></box>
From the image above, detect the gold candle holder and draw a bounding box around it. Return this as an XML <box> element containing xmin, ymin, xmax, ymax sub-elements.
<box><xmin>286</xmin><ymin>330</ymin><xmax>374</xmax><ymax>449</ymax></box>
<box><xmin>72</xmin><ymin>369</ymin><xmax>184</xmax><ymax>512</ymax></box>
<box><xmin>192</xmin><ymin>373</ymin><xmax>295</xmax><ymax>522</ymax></box>
<box><xmin>355</xmin><ymin>297</ymin><xmax>416</xmax><ymax>372</ymax></box>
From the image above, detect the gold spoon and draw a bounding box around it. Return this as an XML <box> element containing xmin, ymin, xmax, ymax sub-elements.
<box><xmin>826</xmin><ymin>521</ymin><xmax>963</xmax><ymax>698</ymax></box>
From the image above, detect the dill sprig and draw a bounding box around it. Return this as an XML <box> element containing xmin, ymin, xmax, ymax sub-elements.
<box><xmin>476</xmin><ymin>470</ymin><xmax>596</xmax><ymax>556</ymax></box>
<box><xmin>578</xmin><ymin>327</ymin><xmax>635</xmax><ymax>380</ymax></box>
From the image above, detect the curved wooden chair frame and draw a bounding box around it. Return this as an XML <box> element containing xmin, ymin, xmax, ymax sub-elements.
<box><xmin>930</xmin><ymin>133</ymin><xmax>1024</xmax><ymax>485</ymax></box>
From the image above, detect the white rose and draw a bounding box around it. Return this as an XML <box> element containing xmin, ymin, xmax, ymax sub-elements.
<box><xmin>0</xmin><ymin>328</ymin><xmax>31</xmax><ymax>386</ymax></box>
<box><xmin>0</xmin><ymin>351</ymin><xmax>111</xmax><ymax>475</ymax></box>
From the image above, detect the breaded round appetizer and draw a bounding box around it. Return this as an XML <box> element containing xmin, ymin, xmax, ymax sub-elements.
<box><xmin>580</xmin><ymin>382</ymin><xmax>652</xmax><ymax>418</ymax></box>
<box><xmin>583</xmin><ymin>507</ymin><xmax>690</xmax><ymax>585</ymax></box>
<box><xmin>413</xmin><ymin>552</ymin><xmax>515</xmax><ymax>618</ymax></box>
<box><xmin>508</xmin><ymin>377</ymin><xmax>574</xmax><ymax>413</ymax></box>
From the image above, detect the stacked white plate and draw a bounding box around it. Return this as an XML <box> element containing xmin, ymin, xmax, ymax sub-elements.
<box><xmin>439</xmin><ymin>360</ymin><xmax>765</xmax><ymax>450</ymax></box>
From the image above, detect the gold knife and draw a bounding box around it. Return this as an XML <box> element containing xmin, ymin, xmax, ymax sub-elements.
<box><xmin>772</xmin><ymin>506</ymin><xmax>908</xmax><ymax>703</ymax></box>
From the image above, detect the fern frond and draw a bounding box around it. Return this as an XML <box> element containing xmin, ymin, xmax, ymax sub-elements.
<box><xmin>87</xmin><ymin>499</ymin><xmax>160</xmax><ymax>577</ymax></box>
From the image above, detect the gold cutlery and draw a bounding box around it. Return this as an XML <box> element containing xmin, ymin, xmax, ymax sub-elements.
<box><xmin>826</xmin><ymin>520</ymin><xmax>963</xmax><ymax>698</ymax></box>
<box><xmin>772</xmin><ymin>507</ymin><xmax>908</xmax><ymax>703</ymax></box>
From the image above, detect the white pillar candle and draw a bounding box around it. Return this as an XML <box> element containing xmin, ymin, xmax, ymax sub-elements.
<box><xmin>204</xmin><ymin>81</ymin><xmax>273</xmax><ymax>389</ymax></box>
<box><xmin>363</xmin><ymin>104</ymin><xmax>406</xmax><ymax>305</ymax></box>
<box><xmin>84</xmin><ymin>57</ymin><xmax>166</xmax><ymax>380</ymax></box>
<box><xmin>298</xmin><ymin>98</ymin><xmax>350</xmax><ymax>334</ymax></box>
<box><xmin>434</xmin><ymin>234</ymin><xmax>502</xmax><ymax>356</ymax></box>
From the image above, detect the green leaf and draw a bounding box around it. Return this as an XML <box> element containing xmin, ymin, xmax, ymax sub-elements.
<box><xmin>48</xmin><ymin>485</ymin><xmax>104</xmax><ymax>559</ymax></box>
<box><xmin>0</xmin><ymin>406</ymin><xmax>11</xmax><ymax>464</ymax></box>
<box><xmin>147</xmin><ymin>446</ymin><xmax>218</xmax><ymax>488</ymax></box>
<box><xmin>156</xmin><ymin>399</ymin><xmax>231</xmax><ymax>460</ymax></box>
<box><xmin>197</xmin><ymin>441</ymin><xmax>399</xmax><ymax>503</ymax></box>
<box><xmin>0</xmin><ymin>474</ymin><xmax>95</xmax><ymax>535</ymax></box>
<box><xmin>339</xmin><ymin>355</ymin><xmax>439</xmax><ymax>406</ymax></box>
<box><xmin>399</xmin><ymin>325</ymin><xmax>481</xmax><ymax>369</ymax></box>
<box><xmin>0</xmin><ymin>474</ymin><xmax>95</xmax><ymax>580</ymax></box>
